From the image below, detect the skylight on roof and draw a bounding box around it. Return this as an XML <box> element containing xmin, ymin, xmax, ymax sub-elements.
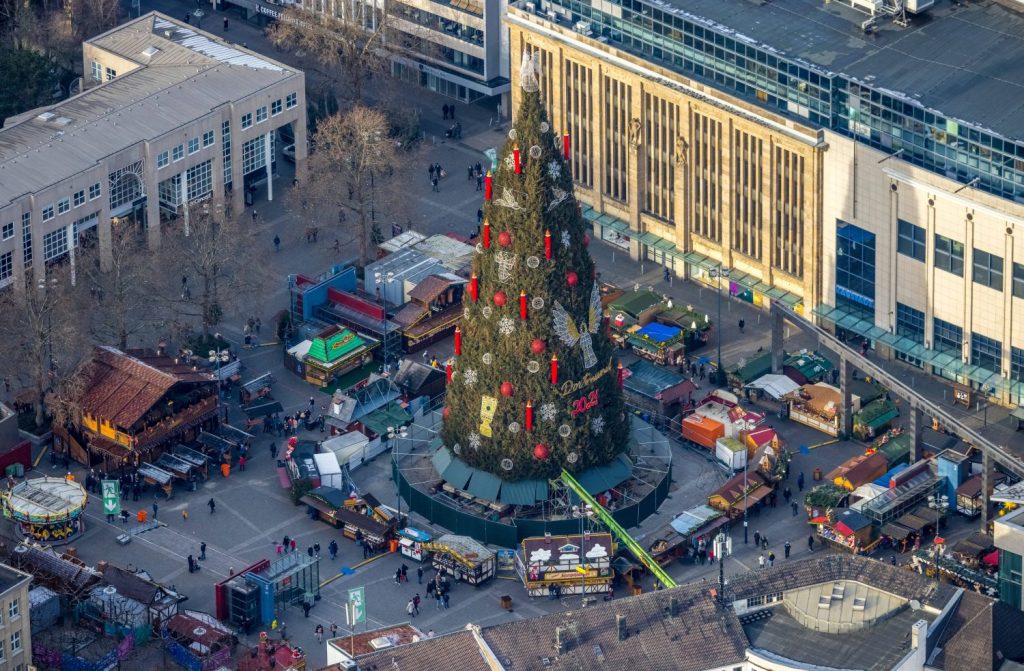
<box><xmin>141</xmin><ymin>46</ymin><xmax>160</xmax><ymax>59</ymax></box>
<box><xmin>36</xmin><ymin>112</ymin><xmax>56</xmax><ymax>121</ymax></box>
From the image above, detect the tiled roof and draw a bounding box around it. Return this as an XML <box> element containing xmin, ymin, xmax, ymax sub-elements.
<box><xmin>481</xmin><ymin>582</ymin><xmax>747</xmax><ymax>671</ymax></box>
<box><xmin>101</xmin><ymin>564</ymin><xmax>161</xmax><ymax>604</ymax></box>
<box><xmin>408</xmin><ymin>275</ymin><xmax>454</xmax><ymax>303</ymax></box>
<box><xmin>79</xmin><ymin>346</ymin><xmax>212</xmax><ymax>428</ymax></box>
<box><xmin>354</xmin><ymin>629</ymin><xmax>489</xmax><ymax>671</ymax></box>
<box><xmin>393</xmin><ymin>302</ymin><xmax>427</xmax><ymax>328</ymax></box>
<box><xmin>935</xmin><ymin>593</ymin><xmax>1024</xmax><ymax>670</ymax></box>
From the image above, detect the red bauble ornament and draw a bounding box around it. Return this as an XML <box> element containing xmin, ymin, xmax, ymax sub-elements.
<box><xmin>533</xmin><ymin>443</ymin><xmax>550</xmax><ymax>460</ymax></box>
<box><xmin>498</xmin><ymin>231</ymin><xmax>512</xmax><ymax>247</ymax></box>
<box><xmin>566</xmin><ymin>271</ymin><xmax>579</xmax><ymax>287</ymax></box>
<box><xmin>443</xmin><ymin>407</ymin><xmax>451</xmax><ymax>420</ymax></box>
<box><xmin>530</xmin><ymin>339</ymin><xmax>546</xmax><ymax>354</ymax></box>
<box><xmin>583</xmin><ymin>234</ymin><xmax>590</xmax><ymax>247</ymax></box>
<box><xmin>500</xmin><ymin>381</ymin><xmax>514</xmax><ymax>397</ymax></box>
<box><xmin>493</xmin><ymin>290</ymin><xmax>507</xmax><ymax>306</ymax></box>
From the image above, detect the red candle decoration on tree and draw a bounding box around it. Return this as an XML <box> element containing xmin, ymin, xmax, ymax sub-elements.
<box><xmin>566</xmin><ymin>271</ymin><xmax>578</xmax><ymax>287</ymax></box>
<box><xmin>469</xmin><ymin>273</ymin><xmax>478</xmax><ymax>302</ymax></box>
<box><xmin>513</xmin><ymin>144</ymin><xmax>521</xmax><ymax>174</ymax></box>
<box><xmin>454</xmin><ymin>326</ymin><xmax>462</xmax><ymax>355</ymax></box>
<box><xmin>443</xmin><ymin>407</ymin><xmax>450</xmax><ymax>420</ymax></box>
<box><xmin>445</xmin><ymin>361</ymin><xmax>453</xmax><ymax>384</ymax></box>
<box><xmin>563</xmin><ymin>132</ymin><xmax>570</xmax><ymax>160</ymax></box>
<box><xmin>530</xmin><ymin>338</ymin><xmax>545</xmax><ymax>354</ymax></box>
<box><xmin>617</xmin><ymin>361</ymin><xmax>624</xmax><ymax>389</ymax></box>
<box><xmin>550</xmin><ymin>354</ymin><xmax>558</xmax><ymax>385</ymax></box>
<box><xmin>525</xmin><ymin>400</ymin><xmax>533</xmax><ymax>432</ymax></box>
<box><xmin>482</xmin><ymin>219</ymin><xmax>490</xmax><ymax>249</ymax></box>
<box><xmin>519</xmin><ymin>290</ymin><xmax>528</xmax><ymax>320</ymax></box>
<box><xmin>498</xmin><ymin>231</ymin><xmax>512</xmax><ymax>247</ymax></box>
<box><xmin>484</xmin><ymin>170</ymin><xmax>492</xmax><ymax>200</ymax></box>
<box><xmin>545</xmin><ymin>230</ymin><xmax>552</xmax><ymax>260</ymax></box>
<box><xmin>493</xmin><ymin>290</ymin><xmax>507</xmax><ymax>307</ymax></box>
<box><xmin>533</xmin><ymin>443</ymin><xmax>550</xmax><ymax>460</ymax></box>
<box><xmin>500</xmin><ymin>381</ymin><xmax>514</xmax><ymax>397</ymax></box>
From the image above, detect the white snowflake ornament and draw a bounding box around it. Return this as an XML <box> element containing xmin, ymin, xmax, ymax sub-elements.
<box><xmin>539</xmin><ymin>403</ymin><xmax>558</xmax><ymax>422</ymax></box>
<box><xmin>504</xmin><ymin>154</ymin><xmax>516</xmax><ymax>171</ymax></box>
<box><xmin>547</xmin><ymin>161</ymin><xmax>562</xmax><ymax>180</ymax></box>
<box><xmin>469</xmin><ymin>432</ymin><xmax>482</xmax><ymax>450</ymax></box>
<box><xmin>591</xmin><ymin>416</ymin><xmax>606</xmax><ymax>435</ymax></box>
<box><xmin>561</xmin><ymin>230</ymin><xmax>571</xmax><ymax>248</ymax></box>
<box><xmin>461</xmin><ymin>368</ymin><xmax>478</xmax><ymax>387</ymax></box>
<box><xmin>498</xmin><ymin>317</ymin><xmax>516</xmax><ymax>336</ymax></box>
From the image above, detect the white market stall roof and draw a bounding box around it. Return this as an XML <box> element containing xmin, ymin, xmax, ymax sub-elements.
<box><xmin>849</xmin><ymin>483</ymin><xmax>889</xmax><ymax>511</ymax></box>
<box><xmin>287</xmin><ymin>340</ymin><xmax>312</xmax><ymax>359</ymax></box>
<box><xmin>747</xmin><ymin>374</ymin><xmax>801</xmax><ymax>400</ymax></box>
<box><xmin>379</xmin><ymin>230</ymin><xmax>427</xmax><ymax>254</ymax></box>
<box><xmin>321</xmin><ymin>431</ymin><xmax>370</xmax><ymax>455</ymax></box>
<box><xmin>669</xmin><ymin>505</ymin><xmax>723</xmax><ymax>536</ymax></box>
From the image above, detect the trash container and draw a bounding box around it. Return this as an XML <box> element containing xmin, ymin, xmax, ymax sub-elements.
<box><xmin>813</xmin><ymin>467</ymin><xmax>822</xmax><ymax>481</ymax></box>
<box><xmin>389</xmin><ymin>539</ymin><xmax>399</xmax><ymax>553</ymax></box>
<box><xmin>500</xmin><ymin>595</ymin><xmax>512</xmax><ymax>610</ymax></box>
<box><xmin>137</xmin><ymin>510</ymin><xmax>148</xmax><ymax>524</ymax></box>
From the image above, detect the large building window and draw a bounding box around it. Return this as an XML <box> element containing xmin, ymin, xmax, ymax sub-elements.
<box><xmin>693</xmin><ymin>111</ymin><xmax>722</xmax><ymax>243</ymax></box>
<box><xmin>1013</xmin><ymin>262</ymin><xmax>1024</xmax><ymax>299</ymax></box>
<box><xmin>897</xmin><ymin>219</ymin><xmax>925</xmax><ymax>262</ymax></box>
<box><xmin>41</xmin><ymin>205</ymin><xmax>54</xmax><ymax>222</ymax></box>
<box><xmin>73</xmin><ymin>190</ymin><xmax>85</xmax><ymax>207</ymax></box>
<box><xmin>186</xmin><ymin>160</ymin><xmax>213</xmax><ymax>200</ymax></box>
<box><xmin>602</xmin><ymin>76</ymin><xmax>631</xmax><ymax>203</ymax></box>
<box><xmin>241</xmin><ymin>113</ymin><xmax>253</xmax><ymax>129</ymax></box>
<box><xmin>564</xmin><ymin>59</ymin><xmax>593</xmax><ymax>188</ymax></box>
<box><xmin>643</xmin><ymin>93</ymin><xmax>677</xmax><ymax>222</ymax></box>
<box><xmin>222</xmin><ymin>120</ymin><xmax>232</xmax><ymax>188</ymax></box>
<box><xmin>256</xmin><ymin>106</ymin><xmax>268</xmax><ymax>124</ymax></box>
<box><xmin>1011</xmin><ymin>347</ymin><xmax>1024</xmax><ymax>382</ymax></box>
<box><xmin>0</xmin><ymin>251</ymin><xmax>12</xmax><ymax>287</ymax></box>
<box><xmin>1</xmin><ymin>223</ymin><xmax>11</xmax><ymax>240</ymax></box>
<box><xmin>90</xmin><ymin>61</ymin><xmax>102</xmax><ymax>82</ymax></box>
<box><xmin>835</xmin><ymin>222</ymin><xmax>875</xmax><ymax>320</ymax></box>
<box><xmin>21</xmin><ymin>213</ymin><xmax>32</xmax><ymax>269</ymax></box>
<box><xmin>203</xmin><ymin>130</ymin><xmax>215</xmax><ymax>147</ymax></box>
<box><xmin>188</xmin><ymin>138</ymin><xmax>200</xmax><ymax>155</ymax></box>
<box><xmin>934</xmin><ymin>234</ymin><xmax>964</xmax><ymax>276</ymax></box>
<box><xmin>157</xmin><ymin>151</ymin><xmax>169</xmax><ymax>169</ymax></box>
<box><xmin>731</xmin><ymin>129</ymin><xmax>763</xmax><ymax>261</ymax></box>
<box><xmin>999</xmin><ymin>550</ymin><xmax>1023</xmax><ymax>610</ymax></box>
<box><xmin>933</xmin><ymin>318</ymin><xmax>963</xmax><ymax>356</ymax></box>
<box><xmin>242</xmin><ymin>136</ymin><xmax>268</xmax><ymax>175</ymax></box>
<box><xmin>895</xmin><ymin>302</ymin><xmax>925</xmax><ymax>368</ymax></box>
<box><xmin>272</xmin><ymin>99</ymin><xmax>282</xmax><ymax>116</ymax></box>
<box><xmin>108</xmin><ymin>161</ymin><xmax>144</xmax><ymax>212</ymax></box>
<box><xmin>286</xmin><ymin>93</ymin><xmax>297</xmax><ymax>109</ymax></box>
<box><xmin>772</xmin><ymin>147</ymin><xmax>804</xmax><ymax>278</ymax></box>
<box><xmin>972</xmin><ymin>249</ymin><xmax>1003</xmax><ymax>291</ymax></box>
<box><xmin>105</xmin><ymin>66</ymin><xmax>116</xmax><ymax>81</ymax></box>
<box><xmin>42</xmin><ymin>228</ymin><xmax>68</xmax><ymax>262</ymax></box>
<box><xmin>971</xmin><ymin>332</ymin><xmax>1002</xmax><ymax>374</ymax></box>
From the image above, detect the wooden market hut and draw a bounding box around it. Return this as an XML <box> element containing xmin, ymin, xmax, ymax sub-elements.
<box><xmin>783</xmin><ymin>351</ymin><xmax>834</xmax><ymax>385</ymax></box>
<box><xmin>54</xmin><ymin>347</ymin><xmax>220</xmax><ymax>469</ymax></box>
<box><xmin>606</xmin><ymin>289</ymin><xmax>667</xmax><ymax>328</ymax></box>
<box><xmin>853</xmin><ymin>399</ymin><xmax>900</xmax><ymax>440</ymax></box>
<box><xmin>423</xmin><ymin>534</ymin><xmax>496</xmax><ymax>585</ymax></box>
<box><xmin>622</xmin><ymin>359</ymin><xmax>697</xmax><ymax>418</ymax></box>
<box><xmin>708</xmin><ymin>471</ymin><xmax>770</xmax><ymax>518</ymax></box>
<box><xmin>291</xmin><ymin>326</ymin><xmax>376</xmax><ymax>388</ymax></box>
<box><xmin>817</xmin><ymin>508</ymin><xmax>876</xmax><ymax>553</ymax></box>
<box><xmin>827</xmin><ymin>452</ymin><xmax>889</xmax><ymax>491</ymax></box>
<box><xmin>392</xmin><ymin>274</ymin><xmax>466</xmax><ymax>352</ymax></box>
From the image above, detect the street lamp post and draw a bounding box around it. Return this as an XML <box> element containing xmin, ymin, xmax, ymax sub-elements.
<box><xmin>927</xmin><ymin>484</ymin><xmax>949</xmax><ymax>580</ymax></box>
<box><xmin>709</xmin><ymin>265</ymin><xmax>731</xmax><ymax>386</ymax></box>
<box><xmin>714</xmin><ymin>525</ymin><xmax>732</xmax><ymax>605</ymax></box>
<box><xmin>374</xmin><ymin>271</ymin><xmax>395</xmax><ymax>379</ymax></box>
<box><xmin>208</xmin><ymin>334</ymin><xmax>230</xmax><ymax>398</ymax></box>
<box><xmin>742</xmin><ymin>455</ymin><xmax>749</xmax><ymax>544</ymax></box>
<box><xmin>388</xmin><ymin>425</ymin><xmax>408</xmax><ymax>523</ymax></box>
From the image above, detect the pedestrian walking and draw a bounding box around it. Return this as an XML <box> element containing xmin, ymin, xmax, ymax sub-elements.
<box><xmin>152</xmin><ymin>502</ymin><xmax>159</xmax><ymax>519</ymax></box>
<box><xmin>768</xmin><ymin>551</ymin><xmax>775</xmax><ymax>567</ymax></box>
<box><xmin>417</xmin><ymin>566</ymin><xmax>423</xmax><ymax>584</ymax></box>
<box><xmin>762</xmin><ymin>536</ymin><xmax>768</xmax><ymax>551</ymax></box>
<box><xmin>252</xmin><ymin>209</ymin><xmax>258</xmax><ymax>223</ymax></box>
<box><xmin>798</xmin><ymin>471</ymin><xmax>805</xmax><ymax>491</ymax></box>
<box><xmin>313</xmin><ymin>542</ymin><xmax>321</xmax><ymax>557</ymax></box>
<box><xmin>753</xmin><ymin>530</ymin><xmax>760</xmax><ymax>547</ymax></box>
<box><xmin>476</xmin><ymin>174</ymin><xmax>483</xmax><ymax>191</ymax></box>
<box><xmin>442</xmin><ymin>593</ymin><xmax>450</xmax><ymax>609</ymax></box>
<box><xmin>302</xmin><ymin>602</ymin><xmax>311</xmax><ymax>618</ymax></box>
<box><xmin>428</xmin><ymin>164</ymin><xmax>436</xmax><ymax>182</ymax></box>
<box><xmin>400</xmin><ymin>564</ymin><xmax>408</xmax><ymax>582</ymax></box>
<box><xmin>395</xmin><ymin>569</ymin><xmax>402</xmax><ymax>585</ymax></box>
<box><xmin>181</xmin><ymin>508</ymin><xmax>188</xmax><ymax>522</ymax></box>
<box><xmin>223</xmin><ymin>17</ymin><xmax>228</xmax><ymax>31</ymax></box>
<box><xmin>315</xmin><ymin>624</ymin><xmax>324</xmax><ymax>643</ymax></box>
<box><xmin>407</xmin><ymin>599</ymin><xmax>416</xmax><ymax>617</ymax></box>
<box><xmin>239</xmin><ymin>455</ymin><xmax>246</xmax><ymax>471</ymax></box>
<box><xmin>431</xmin><ymin>176</ymin><xmax>439</xmax><ymax>192</ymax></box>
<box><xmin>309</xmin><ymin>396</ymin><xmax>316</xmax><ymax>412</ymax></box>
<box><xmin>273</xmin><ymin>235</ymin><xmax>280</xmax><ymax>252</ymax></box>
<box><xmin>442</xmin><ymin>104</ymin><xmax>449</xmax><ymax>120</ymax></box>
<box><xmin>270</xmin><ymin>442</ymin><xmax>278</xmax><ymax>459</ymax></box>
<box><xmin>307</xmin><ymin>546</ymin><xmax>314</xmax><ymax>558</ymax></box>
<box><xmin>808</xmin><ymin>535</ymin><xmax>815</xmax><ymax>552</ymax></box>
<box><xmin>330</xmin><ymin>623</ymin><xmax>339</xmax><ymax>638</ymax></box>
<box><xmin>758</xmin><ymin>554</ymin><xmax>765</xmax><ymax>569</ymax></box>
<box><xmin>290</xmin><ymin>539</ymin><xmax>297</xmax><ymax>553</ymax></box>
<box><xmin>467</xmin><ymin>165</ymin><xmax>474</xmax><ymax>181</ymax></box>
<box><xmin>784</xmin><ymin>541</ymin><xmax>791</xmax><ymax>559</ymax></box>
<box><xmin>188</xmin><ymin>555</ymin><xmax>196</xmax><ymax>573</ymax></box>
<box><xmin>413</xmin><ymin>594</ymin><xmax>421</xmax><ymax>614</ymax></box>
<box><xmin>329</xmin><ymin>540</ymin><xmax>338</xmax><ymax>560</ymax></box>
<box><xmin>435</xmin><ymin>592</ymin><xmax>443</xmax><ymax>610</ymax></box>
<box><xmin>208</xmin><ymin>498</ymin><xmax>216</xmax><ymax>513</ymax></box>
<box><xmin>120</xmin><ymin>509</ymin><xmax>129</xmax><ymax>525</ymax></box>
<box><xmin>783</xmin><ymin>486</ymin><xmax>792</xmax><ymax>501</ymax></box>
<box><xmin>200</xmin><ymin>542</ymin><xmax>207</xmax><ymax>560</ymax></box>
<box><xmin>738</xmin><ymin>318</ymin><xmax>745</xmax><ymax>333</ymax></box>
<box><xmin>791</xmin><ymin>500</ymin><xmax>799</xmax><ymax>517</ymax></box>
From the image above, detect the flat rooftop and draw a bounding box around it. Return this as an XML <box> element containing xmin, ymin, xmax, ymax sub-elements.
<box><xmin>591</xmin><ymin>0</ymin><xmax>1024</xmax><ymax>141</ymax></box>
<box><xmin>0</xmin><ymin>563</ymin><xmax>31</xmax><ymax>596</ymax></box>
<box><xmin>0</xmin><ymin>12</ymin><xmax>299</xmax><ymax>206</ymax></box>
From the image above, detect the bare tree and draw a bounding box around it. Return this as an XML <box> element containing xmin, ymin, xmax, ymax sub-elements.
<box><xmin>0</xmin><ymin>268</ymin><xmax>87</xmax><ymax>429</ymax></box>
<box><xmin>77</xmin><ymin>227</ymin><xmax>160</xmax><ymax>350</ymax></box>
<box><xmin>296</xmin><ymin>106</ymin><xmax>397</xmax><ymax>267</ymax></box>
<box><xmin>156</xmin><ymin>203</ymin><xmax>264</xmax><ymax>340</ymax></box>
<box><xmin>268</xmin><ymin>5</ymin><xmax>397</xmax><ymax>103</ymax></box>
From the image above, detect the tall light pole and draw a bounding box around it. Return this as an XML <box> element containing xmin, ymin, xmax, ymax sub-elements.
<box><xmin>715</xmin><ymin>524</ymin><xmax>732</xmax><ymax>605</ymax></box>
<box><xmin>388</xmin><ymin>425</ymin><xmax>408</xmax><ymax>523</ymax></box>
<box><xmin>208</xmin><ymin>334</ymin><xmax>229</xmax><ymax>398</ymax></box>
<box><xmin>927</xmin><ymin>483</ymin><xmax>949</xmax><ymax>581</ymax></box>
<box><xmin>709</xmin><ymin>265</ymin><xmax>731</xmax><ymax>386</ymax></box>
<box><xmin>374</xmin><ymin>271</ymin><xmax>395</xmax><ymax>380</ymax></box>
<box><xmin>742</xmin><ymin>454</ymin><xmax>749</xmax><ymax>544</ymax></box>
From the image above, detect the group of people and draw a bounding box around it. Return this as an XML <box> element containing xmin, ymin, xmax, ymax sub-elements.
<box><xmin>427</xmin><ymin>163</ymin><xmax>446</xmax><ymax>192</ymax></box>
<box><xmin>467</xmin><ymin>162</ymin><xmax>485</xmax><ymax>191</ymax></box>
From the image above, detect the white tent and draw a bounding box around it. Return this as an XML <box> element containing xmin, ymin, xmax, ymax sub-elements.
<box><xmin>849</xmin><ymin>483</ymin><xmax>888</xmax><ymax>511</ymax></box>
<box><xmin>746</xmin><ymin>374</ymin><xmax>801</xmax><ymax>400</ymax></box>
<box><xmin>313</xmin><ymin>453</ymin><xmax>343</xmax><ymax>489</ymax></box>
<box><xmin>320</xmin><ymin>431</ymin><xmax>379</xmax><ymax>473</ymax></box>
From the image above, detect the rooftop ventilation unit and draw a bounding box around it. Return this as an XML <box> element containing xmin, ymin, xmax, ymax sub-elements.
<box><xmin>574</xmin><ymin>21</ymin><xmax>592</xmax><ymax>35</ymax></box>
<box><xmin>36</xmin><ymin>112</ymin><xmax>56</xmax><ymax>121</ymax></box>
<box><xmin>141</xmin><ymin>46</ymin><xmax>160</xmax><ymax>59</ymax></box>
<box><xmin>54</xmin><ymin>117</ymin><xmax>72</xmax><ymax>126</ymax></box>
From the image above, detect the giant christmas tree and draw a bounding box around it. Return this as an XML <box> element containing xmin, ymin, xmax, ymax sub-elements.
<box><xmin>441</xmin><ymin>54</ymin><xmax>629</xmax><ymax>482</ymax></box>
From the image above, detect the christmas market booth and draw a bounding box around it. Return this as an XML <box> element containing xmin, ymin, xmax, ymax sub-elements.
<box><xmin>517</xmin><ymin>532</ymin><xmax>614</xmax><ymax>597</ymax></box>
<box><xmin>607</xmin><ymin>289</ymin><xmax>666</xmax><ymax>334</ymax></box>
<box><xmin>420</xmin><ymin>534</ymin><xmax>495</xmax><ymax>585</ymax></box>
<box><xmin>398</xmin><ymin>527</ymin><xmax>433</xmax><ymax>562</ymax></box>
<box><xmin>852</xmin><ymin>398</ymin><xmax>900</xmax><ymax>441</ymax></box>
<box><xmin>622</xmin><ymin>359</ymin><xmax>697</xmax><ymax>419</ymax></box>
<box><xmin>54</xmin><ymin>346</ymin><xmax>220</xmax><ymax>468</ymax></box>
<box><xmin>2</xmin><ymin>476</ymin><xmax>88</xmax><ymax>544</ymax></box>
<box><xmin>625</xmin><ymin>322</ymin><xmax>688</xmax><ymax>366</ymax></box>
<box><xmin>827</xmin><ymin>452</ymin><xmax>889</xmax><ymax>492</ymax></box>
<box><xmin>867</xmin><ymin>430</ymin><xmax>914</xmax><ymax>470</ymax></box>
<box><xmin>286</xmin><ymin>326</ymin><xmax>376</xmax><ymax>388</ymax></box>
<box><xmin>655</xmin><ymin>304</ymin><xmax>711</xmax><ymax>353</ymax></box>
<box><xmin>645</xmin><ymin>504</ymin><xmax>725</xmax><ymax>567</ymax></box>
<box><xmin>803</xmin><ymin>483</ymin><xmax>850</xmax><ymax>521</ymax></box>
<box><xmin>786</xmin><ymin>383</ymin><xmax>860</xmax><ymax>437</ymax></box>
<box><xmin>783</xmin><ymin>350</ymin><xmax>834</xmax><ymax>385</ymax></box>
<box><xmin>708</xmin><ymin>471</ymin><xmax>771</xmax><ymax>518</ymax></box>
<box><xmin>816</xmin><ymin>508</ymin><xmax>877</xmax><ymax>554</ymax></box>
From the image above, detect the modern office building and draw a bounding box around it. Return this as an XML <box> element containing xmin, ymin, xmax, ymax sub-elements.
<box><xmin>505</xmin><ymin>0</ymin><xmax>1024</xmax><ymax>404</ymax></box>
<box><xmin>0</xmin><ymin>564</ymin><xmax>33</xmax><ymax>671</ymax></box>
<box><xmin>995</xmin><ymin>507</ymin><xmax>1024</xmax><ymax>611</ymax></box>
<box><xmin>0</xmin><ymin>12</ymin><xmax>305</xmax><ymax>289</ymax></box>
<box><xmin>230</xmin><ymin>0</ymin><xmax>511</xmax><ymax>103</ymax></box>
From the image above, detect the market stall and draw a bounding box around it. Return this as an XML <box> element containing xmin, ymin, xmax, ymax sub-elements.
<box><xmin>803</xmin><ymin>483</ymin><xmax>849</xmax><ymax>521</ymax></box>
<box><xmin>287</xmin><ymin>326</ymin><xmax>376</xmax><ymax>388</ymax></box>
<box><xmin>423</xmin><ymin>534</ymin><xmax>496</xmax><ymax>586</ymax></box>
<box><xmin>868</xmin><ymin>430</ymin><xmax>913</xmax><ymax>469</ymax></box>
<box><xmin>708</xmin><ymin>471</ymin><xmax>770</xmax><ymax>518</ymax></box>
<box><xmin>1</xmin><ymin>476</ymin><xmax>88</xmax><ymax>544</ymax></box>
<box><xmin>626</xmin><ymin>323</ymin><xmax>687</xmax><ymax>366</ymax></box>
<box><xmin>654</xmin><ymin>305</ymin><xmax>711</xmax><ymax>352</ymax></box>
<box><xmin>783</xmin><ymin>351</ymin><xmax>834</xmax><ymax>385</ymax></box>
<box><xmin>622</xmin><ymin>359</ymin><xmax>697</xmax><ymax>419</ymax></box>
<box><xmin>827</xmin><ymin>452</ymin><xmax>888</xmax><ymax>491</ymax></box>
<box><xmin>335</xmin><ymin>508</ymin><xmax>389</xmax><ymax>552</ymax></box>
<box><xmin>715</xmin><ymin>437</ymin><xmax>747</xmax><ymax>471</ymax></box>
<box><xmin>646</xmin><ymin>505</ymin><xmax>725</xmax><ymax>567</ymax></box>
<box><xmin>816</xmin><ymin>508</ymin><xmax>876</xmax><ymax>554</ymax></box>
<box><xmin>138</xmin><ymin>462</ymin><xmax>175</xmax><ymax>497</ymax></box>
<box><xmin>398</xmin><ymin>527</ymin><xmax>433</xmax><ymax>562</ymax></box>
<box><xmin>786</xmin><ymin>383</ymin><xmax>860</xmax><ymax>437</ymax></box>
<box><xmin>957</xmin><ymin>472</ymin><xmax>1007</xmax><ymax>517</ymax></box>
<box><xmin>518</xmin><ymin>533</ymin><xmax>614</xmax><ymax>597</ymax></box>
<box><xmin>853</xmin><ymin>399</ymin><xmax>900</xmax><ymax>440</ymax></box>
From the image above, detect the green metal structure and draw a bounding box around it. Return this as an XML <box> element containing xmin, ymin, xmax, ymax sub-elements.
<box><xmin>559</xmin><ymin>469</ymin><xmax>677</xmax><ymax>589</ymax></box>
